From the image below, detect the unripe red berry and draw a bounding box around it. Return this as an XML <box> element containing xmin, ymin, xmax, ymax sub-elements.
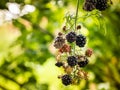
<box><xmin>59</xmin><ymin>44</ymin><xmax>71</xmax><ymax>53</ymax></box>
<box><xmin>85</xmin><ymin>48</ymin><xmax>93</xmax><ymax>57</ymax></box>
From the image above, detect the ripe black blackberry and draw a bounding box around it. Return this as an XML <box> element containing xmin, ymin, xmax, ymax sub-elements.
<box><xmin>61</xmin><ymin>74</ymin><xmax>72</xmax><ymax>86</ymax></box>
<box><xmin>76</xmin><ymin>34</ymin><xmax>86</xmax><ymax>47</ymax></box>
<box><xmin>54</xmin><ymin>36</ymin><xmax>65</xmax><ymax>49</ymax></box>
<box><xmin>96</xmin><ymin>0</ymin><xmax>108</xmax><ymax>11</ymax></box>
<box><xmin>55</xmin><ymin>62</ymin><xmax>63</xmax><ymax>67</ymax></box>
<box><xmin>66</xmin><ymin>32</ymin><xmax>76</xmax><ymax>43</ymax></box>
<box><xmin>67</xmin><ymin>56</ymin><xmax>77</xmax><ymax>67</ymax></box>
<box><xmin>78</xmin><ymin>58</ymin><xmax>89</xmax><ymax>67</ymax></box>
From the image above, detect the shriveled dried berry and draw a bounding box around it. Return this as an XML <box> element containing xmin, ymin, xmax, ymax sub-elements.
<box><xmin>64</xmin><ymin>66</ymin><xmax>73</xmax><ymax>74</ymax></box>
<box><xmin>54</xmin><ymin>36</ymin><xmax>65</xmax><ymax>49</ymax></box>
<box><xmin>83</xmin><ymin>2</ymin><xmax>96</xmax><ymax>11</ymax></box>
<box><xmin>77</xmin><ymin>25</ymin><xmax>81</xmax><ymax>29</ymax></box>
<box><xmin>58</xmin><ymin>32</ymin><xmax>63</xmax><ymax>36</ymax></box>
<box><xmin>63</xmin><ymin>26</ymin><xmax>67</xmax><ymax>31</ymax></box>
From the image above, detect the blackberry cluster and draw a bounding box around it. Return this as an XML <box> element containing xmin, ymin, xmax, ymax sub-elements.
<box><xmin>54</xmin><ymin>30</ymin><xmax>91</xmax><ymax>85</ymax></box>
<box><xmin>53</xmin><ymin>13</ymin><xmax>93</xmax><ymax>85</ymax></box>
<box><xmin>76</xmin><ymin>34</ymin><xmax>86</xmax><ymax>47</ymax></box>
<box><xmin>67</xmin><ymin>56</ymin><xmax>77</xmax><ymax>67</ymax></box>
<box><xmin>53</xmin><ymin>27</ymin><xmax>91</xmax><ymax>85</ymax></box>
<box><xmin>83</xmin><ymin>0</ymin><xmax>110</xmax><ymax>11</ymax></box>
<box><xmin>96</xmin><ymin>0</ymin><xmax>108</xmax><ymax>11</ymax></box>
<box><xmin>55</xmin><ymin>62</ymin><xmax>63</xmax><ymax>67</ymax></box>
<box><xmin>61</xmin><ymin>74</ymin><xmax>72</xmax><ymax>86</ymax></box>
<box><xmin>78</xmin><ymin>57</ymin><xmax>89</xmax><ymax>67</ymax></box>
<box><xmin>66</xmin><ymin>32</ymin><xmax>76</xmax><ymax>43</ymax></box>
<box><xmin>65</xmin><ymin>32</ymin><xmax>86</xmax><ymax>48</ymax></box>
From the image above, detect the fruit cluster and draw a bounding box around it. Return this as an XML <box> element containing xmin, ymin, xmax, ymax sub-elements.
<box><xmin>53</xmin><ymin>25</ymin><xmax>93</xmax><ymax>86</ymax></box>
<box><xmin>83</xmin><ymin>0</ymin><xmax>112</xmax><ymax>11</ymax></box>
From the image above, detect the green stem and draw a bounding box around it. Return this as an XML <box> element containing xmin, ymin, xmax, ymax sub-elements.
<box><xmin>75</xmin><ymin>0</ymin><xmax>80</xmax><ymax>31</ymax></box>
<box><xmin>73</xmin><ymin>0</ymin><xmax>79</xmax><ymax>55</ymax></box>
<box><xmin>9</xmin><ymin>0</ymin><xmax>15</xmax><ymax>2</ymax></box>
<box><xmin>73</xmin><ymin>42</ymin><xmax>76</xmax><ymax>55</ymax></box>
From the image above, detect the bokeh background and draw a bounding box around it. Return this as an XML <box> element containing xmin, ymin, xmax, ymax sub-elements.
<box><xmin>0</xmin><ymin>0</ymin><xmax>120</xmax><ymax>90</ymax></box>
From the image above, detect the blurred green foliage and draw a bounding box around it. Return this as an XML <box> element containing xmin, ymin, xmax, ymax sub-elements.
<box><xmin>0</xmin><ymin>0</ymin><xmax>120</xmax><ymax>90</ymax></box>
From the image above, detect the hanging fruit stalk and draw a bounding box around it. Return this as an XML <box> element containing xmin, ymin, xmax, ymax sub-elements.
<box><xmin>53</xmin><ymin>0</ymin><xmax>112</xmax><ymax>86</ymax></box>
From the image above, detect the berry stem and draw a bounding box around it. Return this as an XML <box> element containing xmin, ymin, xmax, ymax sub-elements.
<box><xmin>75</xmin><ymin>0</ymin><xmax>80</xmax><ymax>31</ymax></box>
<box><xmin>73</xmin><ymin>42</ymin><xmax>76</xmax><ymax>55</ymax></box>
<box><xmin>73</xmin><ymin>0</ymin><xmax>80</xmax><ymax>55</ymax></box>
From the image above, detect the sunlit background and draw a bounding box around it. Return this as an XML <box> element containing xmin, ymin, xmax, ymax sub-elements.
<box><xmin>0</xmin><ymin>0</ymin><xmax>120</xmax><ymax>90</ymax></box>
